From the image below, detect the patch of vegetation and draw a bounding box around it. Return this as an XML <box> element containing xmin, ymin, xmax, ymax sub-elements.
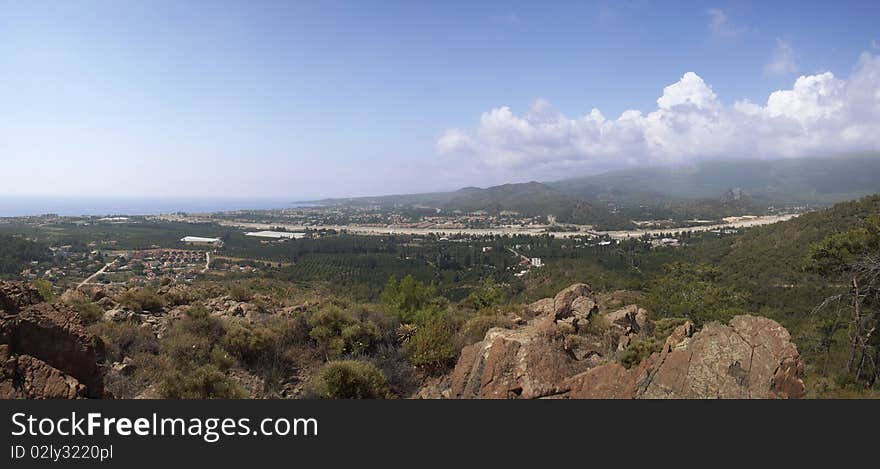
<box><xmin>306</xmin><ymin>360</ymin><xmax>391</xmax><ymax>399</ymax></box>
<box><xmin>159</xmin><ymin>365</ymin><xmax>246</xmax><ymax>399</ymax></box>
<box><xmin>118</xmin><ymin>287</ymin><xmax>166</xmax><ymax>313</ymax></box>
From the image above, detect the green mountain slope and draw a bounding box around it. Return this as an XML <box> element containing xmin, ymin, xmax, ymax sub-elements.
<box><xmin>316</xmin><ymin>182</ymin><xmax>634</xmax><ymax>230</ymax></box>
<box><xmin>548</xmin><ymin>155</ymin><xmax>880</xmax><ymax>207</ymax></box>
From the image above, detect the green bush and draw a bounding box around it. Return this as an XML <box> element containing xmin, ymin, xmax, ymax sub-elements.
<box><xmin>119</xmin><ymin>287</ymin><xmax>166</xmax><ymax>313</ymax></box>
<box><xmin>31</xmin><ymin>279</ymin><xmax>54</xmax><ymax>302</ymax></box>
<box><xmin>620</xmin><ymin>337</ymin><xmax>663</xmax><ymax>369</ymax></box>
<box><xmin>89</xmin><ymin>321</ymin><xmax>160</xmax><ymax>363</ymax></box>
<box><xmin>223</xmin><ymin>324</ymin><xmax>279</xmax><ymax>366</ymax></box>
<box><xmin>644</xmin><ymin>263</ymin><xmax>747</xmax><ymax>325</ymax></box>
<box><xmin>209</xmin><ymin>346</ymin><xmax>235</xmax><ymax>372</ymax></box>
<box><xmin>404</xmin><ymin>316</ymin><xmax>458</xmax><ymax>372</ymax></box>
<box><xmin>308</xmin><ymin>306</ymin><xmax>380</xmax><ymax>358</ymax></box>
<box><xmin>380</xmin><ymin>275</ymin><xmax>438</xmax><ymax>323</ymax></box>
<box><xmin>72</xmin><ymin>300</ymin><xmax>104</xmax><ymax>325</ymax></box>
<box><xmin>159</xmin><ymin>365</ymin><xmax>245</xmax><ymax>399</ymax></box>
<box><xmin>229</xmin><ymin>284</ymin><xmax>254</xmax><ymax>302</ymax></box>
<box><xmin>306</xmin><ymin>360</ymin><xmax>390</xmax><ymax>399</ymax></box>
<box><xmin>160</xmin><ymin>304</ymin><xmax>227</xmax><ymax>366</ymax></box>
<box><xmin>456</xmin><ymin>314</ymin><xmax>510</xmax><ymax>346</ymax></box>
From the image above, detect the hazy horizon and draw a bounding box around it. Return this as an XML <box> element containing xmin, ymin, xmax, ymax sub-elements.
<box><xmin>2</xmin><ymin>1</ymin><xmax>880</xmax><ymax>199</ymax></box>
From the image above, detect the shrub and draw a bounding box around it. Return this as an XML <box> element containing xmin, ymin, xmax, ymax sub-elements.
<box><xmin>209</xmin><ymin>346</ymin><xmax>235</xmax><ymax>372</ymax></box>
<box><xmin>89</xmin><ymin>321</ymin><xmax>160</xmax><ymax>363</ymax></box>
<box><xmin>643</xmin><ymin>263</ymin><xmax>747</xmax><ymax>325</ymax></box>
<box><xmin>119</xmin><ymin>287</ymin><xmax>166</xmax><ymax>313</ymax></box>
<box><xmin>223</xmin><ymin>324</ymin><xmax>279</xmax><ymax>367</ymax></box>
<box><xmin>159</xmin><ymin>365</ymin><xmax>245</xmax><ymax>399</ymax></box>
<box><xmin>31</xmin><ymin>279</ymin><xmax>54</xmax><ymax>302</ymax></box>
<box><xmin>380</xmin><ymin>275</ymin><xmax>438</xmax><ymax>323</ymax></box>
<box><xmin>63</xmin><ymin>292</ymin><xmax>104</xmax><ymax>325</ymax></box>
<box><xmin>75</xmin><ymin>301</ymin><xmax>104</xmax><ymax>325</ymax></box>
<box><xmin>160</xmin><ymin>304</ymin><xmax>226</xmax><ymax>366</ymax></box>
<box><xmin>308</xmin><ymin>306</ymin><xmax>380</xmax><ymax>358</ymax></box>
<box><xmin>306</xmin><ymin>360</ymin><xmax>390</xmax><ymax>399</ymax></box>
<box><xmin>462</xmin><ymin>277</ymin><xmax>505</xmax><ymax>311</ymax></box>
<box><xmin>229</xmin><ymin>284</ymin><xmax>254</xmax><ymax>302</ymax></box>
<box><xmin>456</xmin><ymin>314</ymin><xmax>510</xmax><ymax>346</ymax></box>
<box><xmin>404</xmin><ymin>316</ymin><xmax>458</xmax><ymax>373</ymax></box>
<box><xmin>620</xmin><ymin>337</ymin><xmax>663</xmax><ymax>369</ymax></box>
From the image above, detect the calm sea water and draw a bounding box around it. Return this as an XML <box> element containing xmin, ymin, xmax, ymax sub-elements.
<box><xmin>0</xmin><ymin>197</ymin><xmax>315</xmax><ymax>217</ymax></box>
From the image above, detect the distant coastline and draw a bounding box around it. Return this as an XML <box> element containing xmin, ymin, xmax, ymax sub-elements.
<box><xmin>0</xmin><ymin>197</ymin><xmax>314</xmax><ymax>218</ymax></box>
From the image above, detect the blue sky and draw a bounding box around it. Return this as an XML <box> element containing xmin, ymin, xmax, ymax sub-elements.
<box><xmin>1</xmin><ymin>1</ymin><xmax>879</xmax><ymax>199</ymax></box>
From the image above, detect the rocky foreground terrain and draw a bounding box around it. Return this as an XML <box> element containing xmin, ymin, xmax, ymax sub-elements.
<box><xmin>0</xmin><ymin>281</ymin><xmax>106</xmax><ymax>398</ymax></box>
<box><xmin>420</xmin><ymin>283</ymin><xmax>806</xmax><ymax>399</ymax></box>
<box><xmin>0</xmin><ymin>280</ymin><xmax>805</xmax><ymax>399</ymax></box>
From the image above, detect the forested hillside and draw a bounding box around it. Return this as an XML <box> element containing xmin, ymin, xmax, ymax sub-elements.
<box><xmin>0</xmin><ymin>234</ymin><xmax>50</xmax><ymax>276</ymax></box>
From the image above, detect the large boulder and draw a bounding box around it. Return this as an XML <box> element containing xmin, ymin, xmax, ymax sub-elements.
<box><xmin>637</xmin><ymin>315</ymin><xmax>805</xmax><ymax>399</ymax></box>
<box><xmin>0</xmin><ymin>281</ymin><xmax>43</xmax><ymax>314</ymax></box>
<box><xmin>0</xmin><ymin>281</ymin><xmax>107</xmax><ymax>399</ymax></box>
<box><xmin>440</xmin><ymin>283</ymin><xmax>806</xmax><ymax>399</ymax></box>
<box><xmin>563</xmin><ymin>315</ymin><xmax>805</xmax><ymax>399</ymax></box>
<box><xmin>1</xmin><ymin>355</ymin><xmax>87</xmax><ymax>399</ymax></box>
<box><xmin>553</xmin><ymin>283</ymin><xmax>595</xmax><ymax>321</ymax></box>
<box><xmin>449</xmin><ymin>317</ymin><xmax>592</xmax><ymax>399</ymax></box>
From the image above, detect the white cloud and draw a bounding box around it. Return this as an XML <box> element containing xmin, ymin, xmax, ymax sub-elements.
<box><xmin>437</xmin><ymin>52</ymin><xmax>880</xmax><ymax>174</ymax></box>
<box><xmin>707</xmin><ymin>9</ymin><xmax>746</xmax><ymax>37</ymax></box>
<box><xmin>765</xmin><ymin>38</ymin><xmax>799</xmax><ymax>75</ymax></box>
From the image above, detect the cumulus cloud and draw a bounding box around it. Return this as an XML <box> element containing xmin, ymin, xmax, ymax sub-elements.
<box><xmin>437</xmin><ymin>53</ymin><xmax>880</xmax><ymax>174</ymax></box>
<box><xmin>765</xmin><ymin>39</ymin><xmax>799</xmax><ymax>75</ymax></box>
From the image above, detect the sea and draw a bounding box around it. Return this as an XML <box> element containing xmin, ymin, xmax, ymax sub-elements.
<box><xmin>0</xmin><ymin>197</ymin><xmax>317</xmax><ymax>218</ymax></box>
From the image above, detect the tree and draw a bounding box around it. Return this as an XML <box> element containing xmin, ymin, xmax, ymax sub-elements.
<box><xmin>644</xmin><ymin>262</ymin><xmax>748</xmax><ymax>325</ymax></box>
<box><xmin>379</xmin><ymin>275</ymin><xmax>438</xmax><ymax>323</ymax></box>
<box><xmin>808</xmin><ymin>215</ymin><xmax>880</xmax><ymax>385</ymax></box>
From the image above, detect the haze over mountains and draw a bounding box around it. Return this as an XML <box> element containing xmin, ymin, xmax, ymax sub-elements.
<box><xmin>316</xmin><ymin>155</ymin><xmax>880</xmax><ymax>226</ymax></box>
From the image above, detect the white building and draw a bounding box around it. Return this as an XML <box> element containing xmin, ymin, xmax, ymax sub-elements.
<box><xmin>530</xmin><ymin>258</ymin><xmax>543</xmax><ymax>267</ymax></box>
<box><xmin>180</xmin><ymin>236</ymin><xmax>223</xmax><ymax>247</ymax></box>
<box><xmin>245</xmin><ymin>230</ymin><xmax>306</xmax><ymax>240</ymax></box>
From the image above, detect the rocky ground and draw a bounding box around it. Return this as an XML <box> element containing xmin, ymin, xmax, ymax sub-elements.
<box><xmin>419</xmin><ymin>283</ymin><xmax>806</xmax><ymax>399</ymax></box>
<box><xmin>1</xmin><ymin>280</ymin><xmax>806</xmax><ymax>399</ymax></box>
<box><xmin>1</xmin><ymin>282</ymin><xmax>106</xmax><ymax>398</ymax></box>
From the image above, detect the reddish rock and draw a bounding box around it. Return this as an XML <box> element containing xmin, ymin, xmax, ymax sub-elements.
<box><xmin>563</xmin><ymin>362</ymin><xmax>640</xmax><ymax>399</ymax></box>
<box><xmin>441</xmin><ymin>280</ymin><xmax>806</xmax><ymax>399</ymax></box>
<box><xmin>449</xmin><ymin>323</ymin><xmax>591</xmax><ymax>399</ymax></box>
<box><xmin>0</xmin><ymin>281</ymin><xmax>43</xmax><ymax>314</ymax></box>
<box><xmin>524</xmin><ymin>298</ymin><xmax>554</xmax><ymax>318</ymax></box>
<box><xmin>1</xmin><ymin>355</ymin><xmax>86</xmax><ymax>399</ymax></box>
<box><xmin>0</xmin><ymin>282</ymin><xmax>106</xmax><ymax>399</ymax></box>
<box><xmin>11</xmin><ymin>303</ymin><xmax>105</xmax><ymax>397</ymax></box>
<box><xmin>553</xmin><ymin>283</ymin><xmax>594</xmax><ymax>321</ymax></box>
<box><xmin>637</xmin><ymin>316</ymin><xmax>804</xmax><ymax>399</ymax></box>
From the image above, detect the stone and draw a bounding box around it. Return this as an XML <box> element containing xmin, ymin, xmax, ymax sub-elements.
<box><xmin>0</xmin><ymin>281</ymin><xmax>43</xmax><ymax>314</ymax></box>
<box><xmin>438</xmin><ymin>280</ymin><xmax>806</xmax><ymax>399</ymax></box>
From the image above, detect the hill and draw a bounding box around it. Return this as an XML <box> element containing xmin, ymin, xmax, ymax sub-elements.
<box><xmin>316</xmin><ymin>182</ymin><xmax>634</xmax><ymax>230</ymax></box>
<box><xmin>548</xmin><ymin>155</ymin><xmax>880</xmax><ymax>208</ymax></box>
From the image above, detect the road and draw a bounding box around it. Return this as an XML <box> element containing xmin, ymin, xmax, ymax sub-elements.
<box><xmin>76</xmin><ymin>261</ymin><xmax>113</xmax><ymax>290</ymax></box>
<box><xmin>203</xmin><ymin>213</ymin><xmax>799</xmax><ymax>240</ymax></box>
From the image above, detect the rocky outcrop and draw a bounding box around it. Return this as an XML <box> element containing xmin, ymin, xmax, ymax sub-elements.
<box><xmin>0</xmin><ymin>281</ymin><xmax>106</xmax><ymax>399</ymax></box>
<box><xmin>450</xmin><ymin>317</ymin><xmax>593</xmax><ymax>399</ymax></box>
<box><xmin>551</xmin><ymin>283</ymin><xmax>597</xmax><ymax>332</ymax></box>
<box><xmin>0</xmin><ymin>281</ymin><xmax>43</xmax><ymax>314</ymax></box>
<box><xmin>443</xmin><ymin>283</ymin><xmax>805</xmax><ymax>399</ymax></box>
